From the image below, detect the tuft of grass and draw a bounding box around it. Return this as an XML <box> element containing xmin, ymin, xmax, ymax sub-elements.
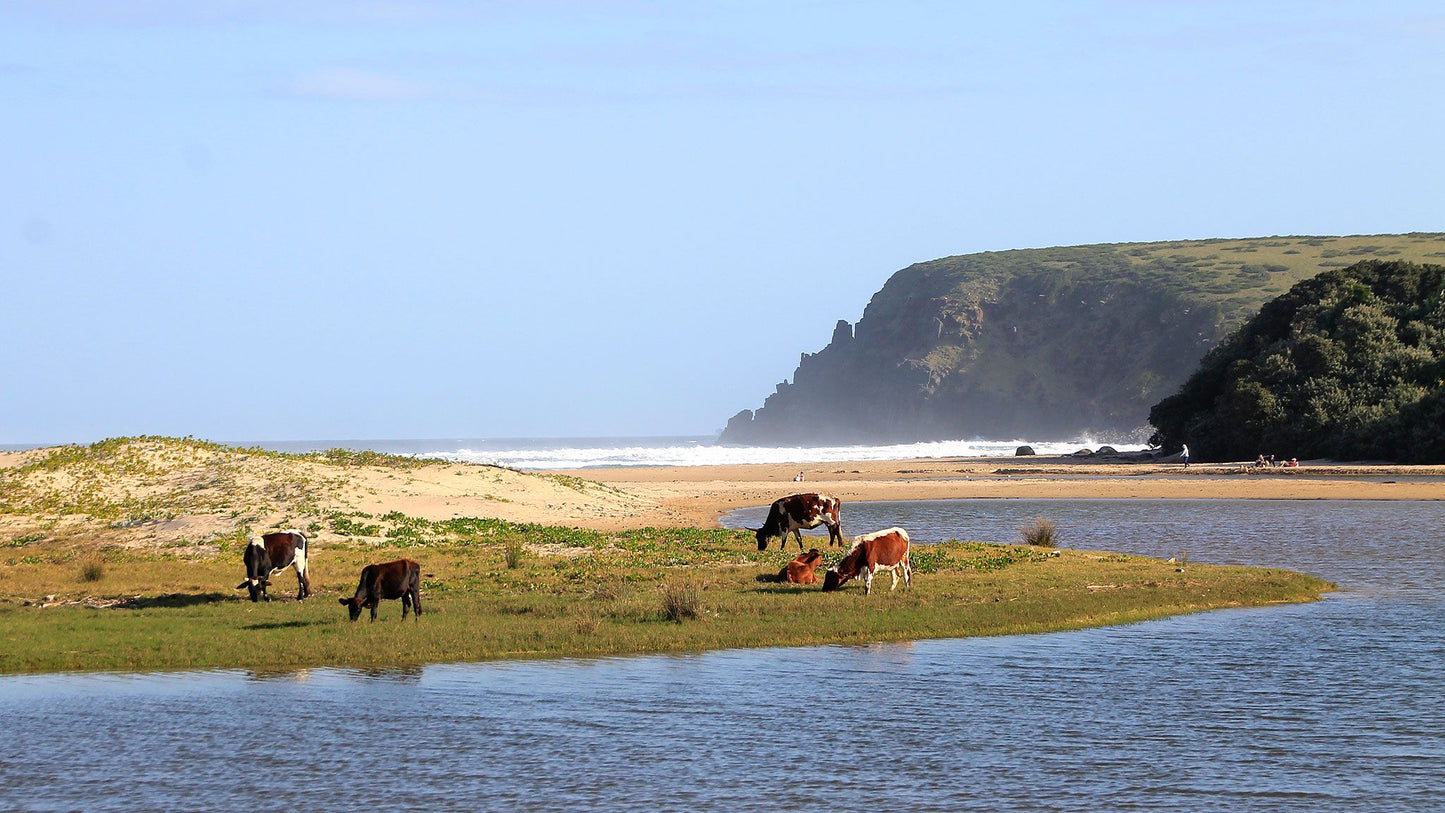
<box><xmin>504</xmin><ymin>540</ymin><xmax>525</xmax><ymax>569</ymax></box>
<box><xmin>79</xmin><ymin>559</ymin><xmax>105</xmax><ymax>583</ymax></box>
<box><xmin>1021</xmin><ymin>517</ymin><xmax>1058</xmax><ymax>547</ymax></box>
<box><xmin>660</xmin><ymin>580</ymin><xmax>703</xmax><ymax>622</ymax></box>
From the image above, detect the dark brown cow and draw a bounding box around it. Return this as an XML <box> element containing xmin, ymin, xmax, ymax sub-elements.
<box><xmin>751</xmin><ymin>493</ymin><xmax>843</xmax><ymax>551</ymax></box>
<box><xmin>340</xmin><ymin>558</ymin><xmax>422</xmax><ymax>622</ymax></box>
<box><xmin>822</xmin><ymin>527</ymin><xmax>911</xmax><ymax>595</ymax></box>
<box><xmin>235</xmin><ymin>529</ymin><xmax>311</xmax><ymax>602</ymax></box>
<box><xmin>779</xmin><ymin>548</ymin><xmax>823</xmax><ymax>584</ymax></box>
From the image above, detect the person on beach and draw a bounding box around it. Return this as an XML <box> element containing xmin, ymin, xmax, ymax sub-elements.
<box><xmin>1181</xmin><ymin>443</ymin><xmax>1189</xmax><ymax>468</ymax></box>
<box><xmin>794</xmin><ymin>471</ymin><xmax>805</xmax><ymax>482</ymax></box>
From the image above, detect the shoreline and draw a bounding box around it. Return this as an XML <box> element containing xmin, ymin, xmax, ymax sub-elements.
<box><xmin>553</xmin><ymin>456</ymin><xmax>1445</xmax><ymax>530</ymax></box>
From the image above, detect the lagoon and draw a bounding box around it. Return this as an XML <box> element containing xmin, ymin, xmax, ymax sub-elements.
<box><xmin>3</xmin><ymin>499</ymin><xmax>1442</xmax><ymax>811</ymax></box>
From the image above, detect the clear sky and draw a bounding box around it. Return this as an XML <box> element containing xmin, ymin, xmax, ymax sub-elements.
<box><xmin>4</xmin><ymin>1</ymin><xmax>1443</xmax><ymax>444</ymax></box>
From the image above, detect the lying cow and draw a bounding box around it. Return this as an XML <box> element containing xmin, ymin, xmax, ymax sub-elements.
<box><xmin>340</xmin><ymin>558</ymin><xmax>422</xmax><ymax>622</ymax></box>
<box><xmin>752</xmin><ymin>493</ymin><xmax>843</xmax><ymax>551</ymax></box>
<box><xmin>235</xmin><ymin>529</ymin><xmax>311</xmax><ymax>602</ymax></box>
<box><xmin>779</xmin><ymin>548</ymin><xmax>824</xmax><ymax>584</ymax></box>
<box><xmin>822</xmin><ymin>527</ymin><xmax>911</xmax><ymax>595</ymax></box>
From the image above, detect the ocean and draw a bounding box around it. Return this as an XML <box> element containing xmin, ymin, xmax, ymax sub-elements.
<box><xmin>239</xmin><ymin>435</ymin><xmax>1147</xmax><ymax>469</ymax></box>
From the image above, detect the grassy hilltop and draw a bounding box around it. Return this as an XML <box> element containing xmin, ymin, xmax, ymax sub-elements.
<box><xmin>722</xmin><ymin>234</ymin><xmax>1445</xmax><ymax>444</ymax></box>
<box><xmin>0</xmin><ymin>437</ymin><xmax>1331</xmax><ymax>674</ymax></box>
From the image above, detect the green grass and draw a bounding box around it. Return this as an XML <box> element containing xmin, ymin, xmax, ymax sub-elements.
<box><xmin>0</xmin><ymin>528</ymin><xmax>1333</xmax><ymax>674</ymax></box>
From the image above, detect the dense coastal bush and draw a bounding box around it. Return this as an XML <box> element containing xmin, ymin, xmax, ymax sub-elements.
<box><xmin>1149</xmin><ymin>260</ymin><xmax>1445</xmax><ymax>463</ymax></box>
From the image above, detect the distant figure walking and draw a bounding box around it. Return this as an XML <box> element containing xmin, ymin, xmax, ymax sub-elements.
<box><xmin>1181</xmin><ymin>443</ymin><xmax>1190</xmax><ymax>468</ymax></box>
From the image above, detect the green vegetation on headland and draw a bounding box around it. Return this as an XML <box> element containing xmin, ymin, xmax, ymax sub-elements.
<box><xmin>722</xmin><ymin>233</ymin><xmax>1445</xmax><ymax>444</ymax></box>
<box><xmin>1150</xmin><ymin>260</ymin><xmax>1445</xmax><ymax>462</ymax></box>
<box><xmin>0</xmin><ymin>524</ymin><xmax>1330</xmax><ymax>675</ymax></box>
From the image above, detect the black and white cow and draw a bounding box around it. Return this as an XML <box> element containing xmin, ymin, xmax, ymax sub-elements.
<box><xmin>751</xmin><ymin>493</ymin><xmax>843</xmax><ymax>551</ymax></box>
<box><xmin>235</xmin><ymin>529</ymin><xmax>311</xmax><ymax>602</ymax></box>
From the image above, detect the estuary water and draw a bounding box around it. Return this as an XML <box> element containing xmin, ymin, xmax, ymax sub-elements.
<box><xmin>2</xmin><ymin>499</ymin><xmax>1443</xmax><ymax>811</ymax></box>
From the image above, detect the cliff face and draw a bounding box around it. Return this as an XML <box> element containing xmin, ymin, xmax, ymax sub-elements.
<box><xmin>719</xmin><ymin>235</ymin><xmax>1445</xmax><ymax>445</ymax></box>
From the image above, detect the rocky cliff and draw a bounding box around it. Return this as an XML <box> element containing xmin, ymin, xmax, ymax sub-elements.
<box><xmin>719</xmin><ymin>234</ymin><xmax>1445</xmax><ymax>445</ymax></box>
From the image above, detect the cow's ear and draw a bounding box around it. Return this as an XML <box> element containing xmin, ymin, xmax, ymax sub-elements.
<box><xmin>236</xmin><ymin>581</ymin><xmax>249</xmax><ymax>590</ymax></box>
<box><xmin>338</xmin><ymin>598</ymin><xmax>349</xmax><ymax>605</ymax></box>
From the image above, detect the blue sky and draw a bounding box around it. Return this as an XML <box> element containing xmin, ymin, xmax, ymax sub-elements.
<box><xmin>4</xmin><ymin>1</ymin><xmax>1443</xmax><ymax>444</ymax></box>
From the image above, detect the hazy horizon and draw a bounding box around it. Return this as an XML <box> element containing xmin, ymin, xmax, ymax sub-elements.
<box><xmin>5</xmin><ymin>2</ymin><xmax>1443</xmax><ymax>445</ymax></box>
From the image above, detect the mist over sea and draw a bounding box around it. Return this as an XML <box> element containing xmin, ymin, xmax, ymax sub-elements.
<box><xmin>243</xmin><ymin>435</ymin><xmax>1147</xmax><ymax>470</ymax></box>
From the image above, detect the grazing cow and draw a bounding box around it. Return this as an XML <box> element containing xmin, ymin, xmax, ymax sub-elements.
<box><xmin>779</xmin><ymin>548</ymin><xmax>824</xmax><ymax>585</ymax></box>
<box><xmin>751</xmin><ymin>493</ymin><xmax>843</xmax><ymax>551</ymax></box>
<box><xmin>822</xmin><ymin>527</ymin><xmax>911</xmax><ymax>595</ymax></box>
<box><xmin>340</xmin><ymin>559</ymin><xmax>422</xmax><ymax>622</ymax></box>
<box><xmin>235</xmin><ymin>529</ymin><xmax>311</xmax><ymax>602</ymax></box>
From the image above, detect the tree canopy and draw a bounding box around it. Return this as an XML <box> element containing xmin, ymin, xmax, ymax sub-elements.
<box><xmin>1149</xmin><ymin>260</ymin><xmax>1445</xmax><ymax>463</ymax></box>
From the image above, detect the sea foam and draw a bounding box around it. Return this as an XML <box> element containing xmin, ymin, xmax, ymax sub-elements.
<box><xmin>421</xmin><ymin>437</ymin><xmax>1146</xmax><ymax>470</ymax></box>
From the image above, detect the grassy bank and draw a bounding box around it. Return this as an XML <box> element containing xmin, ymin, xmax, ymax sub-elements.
<box><xmin>0</xmin><ymin>522</ymin><xmax>1332</xmax><ymax>674</ymax></box>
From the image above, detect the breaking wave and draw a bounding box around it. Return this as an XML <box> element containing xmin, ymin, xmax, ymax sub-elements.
<box><xmin>418</xmin><ymin>437</ymin><xmax>1146</xmax><ymax>470</ymax></box>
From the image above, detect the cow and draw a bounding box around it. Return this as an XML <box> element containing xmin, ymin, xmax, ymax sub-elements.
<box><xmin>751</xmin><ymin>493</ymin><xmax>843</xmax><ymax>551</ymax></box>
<box><xmin>779</xmin><ymin>548</ymin><xmax>824</xmax><ymax>584</ymax></box>
<box><xmin>235</xmin><ymin>529</ymin><xmax>311</xmax><ymax>602</ymax></box>
<box><xmin>822</xmin><ymin>527</ymin><xmax>911</xmax><ymax>595</ymax></box>
<box><xmin>340</xmin><ymin>558</ymin><xmax>422</xmax><ymax>622</ymax></box>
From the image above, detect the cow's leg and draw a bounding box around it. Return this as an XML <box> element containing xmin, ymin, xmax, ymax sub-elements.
<box><xmin>827</xmin><ymin>520</ymin><xmax>842</xmax><ymax>547</ymax></box>
<box><xmin>889</xmin><ymin>566</ymin><xmax>900</xmax><ymax>591</ymax></box>
<box><xmin>791</xmin><ymin>528</ymin><xmax>804</xmax><ymax>552</ymax></box>
<box><xmin>370</xmin><ymin>600</ymin><xmax>379</xmax><ymax>622</ymax></box>
<box><xmin>293</xmin><ymin>547</ymin><xmax>311</xmax><ymax>600</ymax></box>
<box><xmin>863</xmin><ymin>567</ymin><xmax>874</xmax><ymax>596</ymax></box>
<box><xmin>402</xmin><ymin>592</ymin><xmax>412</xmax><ymax>620</ymax></box>
<box><xmin>411</xmin><ymin>588</ymin><xmax>422</xmax><ymax>619</ymax></box>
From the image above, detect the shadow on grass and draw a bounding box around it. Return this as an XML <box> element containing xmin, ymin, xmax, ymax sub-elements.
<box><xmin>242</xmin><ymin>619</ymin><xmax>330</xmax><ymax>631</ymax></box>
<box><xmin>112</xmin><ymin>592</ymin><xmax>234</xmax><ymax>609</ymax></box>
<box><xmin>747</xmin><ymin>584</ymin><xmax>822</xmax><ymax>595</ymax></box>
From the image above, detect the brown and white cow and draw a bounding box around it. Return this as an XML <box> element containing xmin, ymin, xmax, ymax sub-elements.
<box><xmin>751</xmin><ymin>493</ymin><xmax>843</xmax><ymax>551</ymax></box>
<box><xmin>822</xmin><ymin>527</ymin><xmax>911</xmax><ymax>595</ymax></box>
<box><xmin>235</xmin><ymin>529</ymin><xmax>311</xmax><ymax>602</ymax></box>
<box><xmin>340</xmin><ymin>558</ymin><xmax>422</xmax><ymax>622</ymax></box>
<box><xmin>779</xmin><ymin>548</ymin><xmax>824</xmax><ymax>584</ymax></box>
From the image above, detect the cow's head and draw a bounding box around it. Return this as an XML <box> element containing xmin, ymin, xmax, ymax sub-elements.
<box><xmin>339</xmin><ymin>596</ymin><xmax>365</xmax><ymax>621</ymax></box>
<box><xmin>822</xmin><ymin>569</ymin><xmax>843</xmax><ymax>592</ymax></box>
<box><xmin>235</xmin><ymin>577</ymin><xmax>271</xmax><ymax>602</ymax></box>
<box><xmin>752</xmin><ymin>527</ymin><xmax>772</xmax><ymax>551</ymax></box>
